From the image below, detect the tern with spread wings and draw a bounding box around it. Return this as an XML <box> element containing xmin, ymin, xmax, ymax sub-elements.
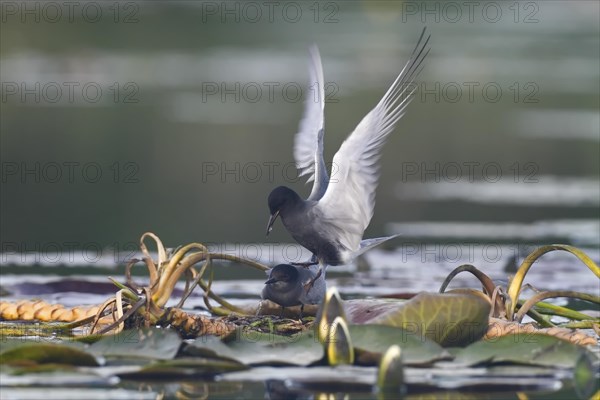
<box><xmin>266</xmin><ymin>28</ymin><xmax>431</xmax><ymax>289</ymax></box>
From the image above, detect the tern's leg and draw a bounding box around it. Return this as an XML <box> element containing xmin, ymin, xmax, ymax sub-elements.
<box><xmin>303</xmin><ymin>266</ymin><xmax>323</xmax><ymax>294</ymax></box>
<box><xmin>291</xmin><ymin>260</ymin><xmax>318</xmax><ymax>268</ymax></box>
<box><xmin>299</xmin><ymin>303</ymin><xmax>304</xmax><ymax>320</ymax></box>
<box><xmin>292</xmin><ymin>254</ymin><xmax>318</xmax><ymax>268</ymax></box>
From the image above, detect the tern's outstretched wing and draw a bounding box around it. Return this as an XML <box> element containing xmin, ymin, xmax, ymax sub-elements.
<box><xmin>317</xmin><ymin>28</ymin><xmax>430</xmax><ymax>252</ymax></box>
<box><xmin>293</xmin><ymin>45</ymin><xmax>329</xmax><ymax>201</ymax></box>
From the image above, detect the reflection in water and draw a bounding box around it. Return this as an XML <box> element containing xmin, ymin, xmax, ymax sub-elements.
<box><xmin>395</xmin><ymin>177</ymin><xmax>600</xmax><ymax>207</ymax></box>
<box><xmin>513</xmin><ymin>109</ymin><xmax>600</xmax><ymax>141</ymax></box>
<box><xmin>387</xmin><ymin>219</ymin><xmax>600</xmax><ymax>245</ymax></box>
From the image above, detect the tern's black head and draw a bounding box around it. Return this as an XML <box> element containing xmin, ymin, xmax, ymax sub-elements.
<box><xmin>262</xmin><ymin>264</ymin><xmax>304</xmax><ymax>308</ymax></box>
<box><xmin>265</xmin><ymin>264</ymin><xmax>299</xmax><ymax>285</ymax></box>
<box><xmin>266</xmin><ymin>186</ymin><xmax>302</xmax><ymax>235</ymax></box>
<box><xmin>267</xmin><ymin>186</ymin><xmax>301</xmax><ymax>215</ymax></box>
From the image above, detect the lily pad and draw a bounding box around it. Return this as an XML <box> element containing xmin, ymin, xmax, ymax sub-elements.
<box><xmin>0</xmin><ymin>342</ymin><xmax>98</xmax><ymax>367</ymax></box>
<box><xmin>185</xmin><ymin>329</ymin><xmax>323</xmax><ymax>366</ymax></box>
<box><xmin>119</xmin><ymin>357</ymin><xmax>246</xmax><ymax>378</ymax></box>
<box><xmin>346</xmin><ymin>293</ymin><xmax>490</xmax><ymax>347</ymax></box>
<box><xmin>88</xmin><ymin>327</ymin><xmax>181</xmax><ymax>360</ymax></box>
<box><xmin>220</xmin><ymin>365</ymin><xmax>376</xmax><ymax>390</ymax></box>
<box><xmin>348</xmin><ymin>324</ymin><xmax>450</xmax><ymax>366</ymax></box>
<box><xmin>454</xmin><ymin>333</ymin><xmax>588</xmax><ymax>368</ymax></box>
<box><xmin>0</xmin><ymin>368</ymin><xmax>116</xmax><ymax>387</ymax></box>
<box><xmin>574</xmin><ymin>350</ymin><xmax>600</xmax><ymax>399</ymax></box>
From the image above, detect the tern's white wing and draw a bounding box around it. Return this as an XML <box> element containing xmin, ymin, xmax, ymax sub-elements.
<box><xmin>316</xmin><ymin>29</ymin><xmax>430</xmax><ymax>252</ymax></box>
<box><xmin>294</xmin><ymin>45</ymin><xmax>329</xmax><ymax>201</ymax></box>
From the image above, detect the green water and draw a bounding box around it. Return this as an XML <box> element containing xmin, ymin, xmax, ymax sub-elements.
<box><xmin>1</xmin><ymin>1</ymin><xmax>598</xmax><ymax>250</ymax></box>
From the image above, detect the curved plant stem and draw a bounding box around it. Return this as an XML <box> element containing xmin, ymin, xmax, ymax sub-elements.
<box><xmin>529</xmin><ymin>300</ymin><xmax>597</xmax><ymax>321</ymax></box>
<box><xmin>489</xmin><ymin>286</ymin><xmax>507</xmax><ymax>318</ymax></box>
<box><xmin>140</xmin><ymin>232</ymin><xmax>168</xmax><ymax>271</ymax></box>
<box><xmin>158</xmin><ymin>243</ymin><xmax>209</xmax><ymax>296</ymax></box>
<box><xmin>439</xmin><ymin>264</ymin><xmax>497</xmax><ymax>295</ymax></box>
<box><xmin>108</xmin><ymin>277</ymin><xmax>139</xmax><ymax>302</ymax></box>
<box><xmin>201</xmin><ymin>259</ymin><xmax>249</xmax><ymax>315</ymax></box>
<box><xmin>90</xmin><ymin>298</ymin><xmax>118</xmax><ymax>334</ymax></box>
<box><xmin>506</xmin><ymin>245</ymin><xmax>600</xmax><ymax>319</ymax></box>
<box><xmin>96</xmin><ymin>298</ymin><xmax>145</xmax><ymax>335</ymax></box>
<box><xmin>175</xmin><ymin>265</ymin><xmax>203</xmax><ymax>309</ymax></box>
<box><xmin>63</xmin><ymin>315</ymin><xmax>98</xmax><ymax>330</ymax></box>
<box><xmin>523</xmin><ymin>307</ymin><xmax>554</xmax><ymax>328</ymax></box>
<box><xmin>208</xmin><ymin>253</ymin><xmax>270</xmax><ymax>272</ymax></box>
<box><xmin>153</xmin><ymin>251</ymin><xmax>269</xmax><ymax>310</ymax></box>
<box><xmin>514</xmin><ymin>290</ymin><xmax>600</xmax><ymax>322</ymax></box>
<box><xmin>115</xmin><ymin>290</ymin><xmax>125</xmax><ymax>333</ymax></box>
<box><xmin>560</xmin><ymin>320</ymin><xmax>599</xmax><ymax>329</ymax></box>
<box><xmin>439</xmin><ymin>264</ymin><xmax>505</xmax><ymax>316</ymax></box>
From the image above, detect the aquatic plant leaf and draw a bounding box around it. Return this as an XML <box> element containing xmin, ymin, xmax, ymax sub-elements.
<box><xmin>118</xmin><ymin>357</ymin><xmax>246</xmax><ymax>378</ymax></box>
<box><xmin>348</xmin><ymin>324</ymin><xmax>449</xmax><ymax>366</ymax></box>
<box><xmin>0</xmin><ymin>342</ymin><xmax>98</xmax><ymax>367</ymax></box>
<box><xmin>220</xmin><ymin>364</ymin><xmax>562</xmax><ymax>395</ymax></box>
<box><xmin>454</xmin><ymin>333</ymin><xmax>588</xmax><ymax>368</ymax></box>
<box><xmin>377</xmin><ymin>345</ymin><xmax>405</xmax><ymax>394</ymax></box>
<box><xmin>574</xmin><ymin>350</ymin><xmax>600</xmax><ymax>399</ymax></box>
<box><xmin>88</xmin><ymin>327</ymin><xmax>181</xmax><ymax>360</ymax></box>
<box><xmin>315</xmin><ymin>287</ymin><xmax>347</xmax><ymax>343</ymax></box>
<box><xmin>220</xmin><ymin>365</ymin><xmax>376</xmax><ymax>391</ymax></box>
<box><xmin>185</xmin><ymin>329</ymin><xmax>323</xmax><ymax>366</ymax></box>
<box><xmin>181</xmin><ymin>335</ymin><xmax>233</xmax><ymax>359</ymax></box>
<box><xmin>506</xmin><ymin>244</ymin><xmax>600</xmax><ymax>318</ymax></box>
<box><xmin>0</xmin><ymin>368</ymin><xmax>126</xmax><ymax>389</ymax></box>
<box><xmin>346</xmin><ymin>293</ymin><xmax>490</xmax><ymax>347</ymax></box>
<box><xmin>326</xmin><ymin>316</ymin><xmax>354</xmax><ymax>366</ymax></box>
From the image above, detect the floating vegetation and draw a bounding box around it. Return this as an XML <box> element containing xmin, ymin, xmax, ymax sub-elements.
<box><xmin>1</xmin><ymin>233</ymin><xmax>599</xmax><ymax>398</ymax></box>
<box><xmin>438</xmin><ymin>244</ymin><xmax>600</xmax><ymax>346</ymax></box>
<box><xmin>377</xmin><ymin>344</ymin><xmax>405</xmax><ymax>395</ymax></box>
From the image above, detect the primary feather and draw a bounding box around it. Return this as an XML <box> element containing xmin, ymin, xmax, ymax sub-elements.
<box><xmin>294</xmin><ymin>45</ymin><xmax>329</xmax><ymax>201</ymax></box>
<box><xmin>315</xmin><ymin>28</ymin><xmax>430</xmax><ymax>255</ymax></box>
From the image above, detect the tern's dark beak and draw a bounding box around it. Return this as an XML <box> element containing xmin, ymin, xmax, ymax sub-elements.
<box><xmin>266</xmin><ymin>210</ymin><xmax>280</xmax><ymax>236</ymax></box>
<box><xmin>264</xmin><ymin>278</ymin><xmax>277</xmax><ymax>285</ymax></box>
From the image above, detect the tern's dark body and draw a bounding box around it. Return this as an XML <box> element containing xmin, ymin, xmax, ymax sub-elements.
<box><xmin>261</xmin><ymin>264</ymin><xmax>303</xmax><ymax>308</ymax></box>
<box><xmin>268</xmin><ymin>186</ymin><xmax>345</xmax><ymax>266</ymax></box>
<box><xmin>261</xmin><ymin>264</ymin><xmax>326</xmax><ymax>308</ymax></box>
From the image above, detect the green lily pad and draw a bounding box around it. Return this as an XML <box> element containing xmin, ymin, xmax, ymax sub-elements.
<box><xmin>574</xmin><ymin>350</ymin><xmax>600</xmax><ymax>399</ymax></box>
<box><xmin>184</xmin><ymin>329</ymin><xmax>323</xmax><ymax>366</ymax></box>
<box><xmin>348</xmin><ymin>324</ymin><xmax>449</xmax><ymax>366</ymax></box>
<box><xmin>346</xmin><ymin>293</ymin><xmax>490</xmax><ymax>347</ymax></box>
<box><xmin>88</xmin><ymin>328</ymin><xmax>181</xmax><ymax>360</ymax></box>
<box><xmin>119</xmin><ymin>357</ymin><xmax>246</xmax><ymax>378</ymax></box>
<box><xmin>220</xmin><ymin>365</ymin><xmax>376</xmax><ymax>390</ymax></box>
<box><xmin>454</xmin><ymin>333</ymin><xmax>588</xmax><ymax>368</ymax></box>
<box><xmin>0</xmin><ymin>342</ymin><xmax>98</xmax><ymax>367</ymax></box>
<box><xmin>0</xmin><ymin>367</ymin><xmax>120</xmax><ymax>387</ymax></box>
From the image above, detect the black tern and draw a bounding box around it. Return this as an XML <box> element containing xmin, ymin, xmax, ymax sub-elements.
<box><xmin>266</xmin><ymin>28</ymin><xmax>430</xmax><ymax>284</ymax></box>
<box><xmin>261</xmin><ymin>263</ymin><xmax>326</xmax><ymax>316</ymax></box>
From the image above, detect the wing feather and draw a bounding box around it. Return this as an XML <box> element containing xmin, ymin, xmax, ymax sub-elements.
<box><xmin>317</xmin><ymin>28</ymin><xmax>431</xmax><ymax>252</ymax></box>
<box><xmin>293</xmin><ymin>45</ymin><xmax>329</xmax><ymax>201</ymax></box>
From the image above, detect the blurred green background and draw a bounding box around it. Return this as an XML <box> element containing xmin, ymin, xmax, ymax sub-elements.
<box><xmin>1</xmin><ymin>1</ymin><xmax>599</xmax><ymax>253</ymax></box>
